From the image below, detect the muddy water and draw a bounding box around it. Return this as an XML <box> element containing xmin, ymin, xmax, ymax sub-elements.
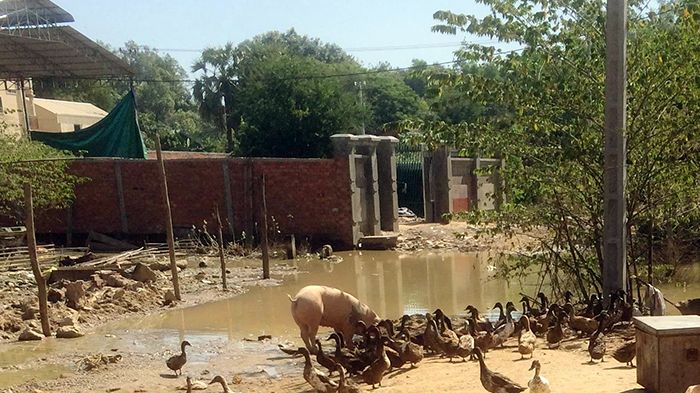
<box><xmin>1</xmin><ymin>250</ymin><xmax>698</xmax><ymax>389</ymax></box>
<box><xmin>110</xmin><ymin>251</ymin><xmax>521</xmax><ymax>339</ymax></box>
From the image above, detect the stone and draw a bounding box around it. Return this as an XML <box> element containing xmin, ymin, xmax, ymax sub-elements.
<box><xmin>90</xmin><ymin>274</ymin><xmax>105</xmax><ymax>289</ymax></box>
<box><xmin>101</xmin><ymin>273</ymin><xmax>131</xmax><ymax>288</ymax></box>
<box><xmin>56</xmin><ymin>326</ymin><xmax>84</xmax><ymax>339</ymax></box>
<box><xmin>57</xmin><ymin>315</ymin><xmax>77</xmax><ymax>327</ymax></box>
<box><xmin>198</xmin><ymin>260</ymin><xmax>208</xmax><ymax>268</ymax></box>
<box><xmin>195</xmin><ymin>272</ymin><xmax>206</xmax><ymax>280</ymax></box>
<box><xmin>163</xmin><ymin>290</ymin><xmax>177</xmax><ymax>305</ymax></box>
<box><xmin>112</xmin><ymin>288</ymin><xmax>126</xmax><ymax>301</ymax></box>
<box><xmin>18</xmin><ymin>328</ymin><xmax>43</xmax><ymax>341</ymax></box>
<box><xmin>64</xmin><ymin>281</ymin><xmax>85</xmax><ymax>310</ymax></box>
<box><xmin>47</xmin><ymin>288</ymin><xmax>65</xmax><ymax>303</ymax></box>
<box><xmin>132</xmin><ymin>263</ymin><xmax>157</xmax><ymax>283</ymax></box>
<box><xmin>21</xmin><ymin>307</ymin><xmax>38</xmax><ymax>321</ymax></box>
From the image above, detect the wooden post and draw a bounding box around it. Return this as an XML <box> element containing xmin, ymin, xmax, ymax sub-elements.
<box><xmin>260</xmin><ymin>174</ymin><xmax>270</xmax><ymax>279</ymax></box>
<box><xmin>603</xmin><ymin>0</ymin><xmax>628</xmax><ymax>298</ymax></box>
<box><xmin>215</xmin><ymin>207</ymin><xmax>227</xmax><ymax>290</ymax></box>
<box><xmin>24</xmin><ymin>183</ymin><xmax>51</xmax><ymax>337</ymax></box>
<box><xmin>155</xmin><ymin>134</ymin><xmax>181</xmax><ymax>300</ymax></box>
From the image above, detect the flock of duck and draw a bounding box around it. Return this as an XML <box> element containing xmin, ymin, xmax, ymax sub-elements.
<box><xmin>165</xmin><ymin>289</ymin><xmax>638</xmax><ymax>392</ymax></box>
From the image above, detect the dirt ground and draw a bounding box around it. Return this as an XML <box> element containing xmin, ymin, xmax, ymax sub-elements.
<box><xmin>8</xmin><ymin>331</ymin><xmax>642</xmax><ymax>393</ymax></box>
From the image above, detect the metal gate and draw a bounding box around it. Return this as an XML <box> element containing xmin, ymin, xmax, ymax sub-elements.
<box><xmin>396</xmin><ymin>143</ymin><xmax>424</xmax><ymax>217</ymax></box>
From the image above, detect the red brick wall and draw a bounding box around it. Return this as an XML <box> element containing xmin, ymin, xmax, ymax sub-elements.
<box><xmin>21</xmin><ymin>157</ymin><xmax>354</xmax><ymax>248</ymax></box>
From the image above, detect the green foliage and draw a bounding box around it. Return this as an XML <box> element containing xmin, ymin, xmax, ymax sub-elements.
<box><xmin>418</xmin><ymin>0</ymin><xmax>700</xmax><ymax>295</ymax></box>
<box><xmin>0</xmin><ymin>135</ymin><xmax>81</xmax><ymax>222</ymax></box>
<box><xmin>236</xmin><ymin>54</ymin><xmax>365</xmax><ymax>157</ymax></box>
<box><xmin>363</xmin><ymin>68</ymin><xmax>427</xmax><ymax>133</ymax></box>
<box><xmin>194</xmin><ymin>29</ymin><xmax>368</xmax><ymax>157</ymax></box>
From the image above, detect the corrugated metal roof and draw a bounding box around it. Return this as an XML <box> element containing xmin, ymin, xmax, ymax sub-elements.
<box><xmin>33</xmin><ymin>97</ymin><xmax>107</xmax><ymax>117</ymax></box>
<box><xmin>0</xmin><ymin>0</ymin><xmax>74</xmax><ymax>27</ymax></box>
<box><xmin>0</xmin><ymin>25</ymin><xmax>134</xmax><ymax>78</ymax></box>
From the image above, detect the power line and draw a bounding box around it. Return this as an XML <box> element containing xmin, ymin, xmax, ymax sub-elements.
<box><xmin>142</xmin><ymin>40</ymin><xmax>500</xmax><ymax>54</ymax></box>
<box><xmin>39</xmin><ymin>48</ymin><xmax>526</xmax><ymax>84</ymax></box>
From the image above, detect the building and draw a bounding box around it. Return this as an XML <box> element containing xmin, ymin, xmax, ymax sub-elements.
<box><xmin>0</xmin><ymin>80</ymin><xmax>107</xmax><ymax>137</ymax></box>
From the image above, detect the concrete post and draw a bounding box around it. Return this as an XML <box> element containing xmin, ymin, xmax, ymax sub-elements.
<box><xmin>331</xmin><ymin>134</ymin><xmax>362</xmax><ymax>245</ymax></box>
<box><xmin>377</xmin><ymin>136</ymin><xmax>399</xmax><ymax>232</ymax></box>
<box><xmin>424</xmin><ymin>146</ymin><xmax>452</xmax><ymax>223</ymax></box>
<box><xmin>356</xmin><ymin>135</ymin><xmax>381</xmax><ymax>236</ymax></box>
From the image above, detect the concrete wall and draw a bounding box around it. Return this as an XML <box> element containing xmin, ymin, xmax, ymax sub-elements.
<box><xmin>6</xmin><ymin>156</ymin><xmax>356</xmax><ymax>248</ymax></box>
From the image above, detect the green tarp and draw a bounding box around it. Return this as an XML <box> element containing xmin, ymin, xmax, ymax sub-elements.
<box><xmin>31</xmin><ymin>91</ymin><xmax>147</xmax><ymax>159</ymax></box>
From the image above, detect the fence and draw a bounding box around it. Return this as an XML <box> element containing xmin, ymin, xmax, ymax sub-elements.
<box><xmin>396</xmin><ymin>143</ymin><xmax>424</xmax><ymax>217</ymax></box>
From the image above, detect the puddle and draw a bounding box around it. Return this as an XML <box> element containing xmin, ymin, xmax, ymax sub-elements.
<box><xmin>1</xmin><ymin>250</ymin><xmax>698</xmax><ymax>388</ymax></box>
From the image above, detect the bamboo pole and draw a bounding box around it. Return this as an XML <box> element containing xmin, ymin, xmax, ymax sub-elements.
<box><xmin>155</xmin><ymin>134</ymin><xmax>181</xmax><ymax>300</ymax></box>
<box><xmin>260</xmin><ymin>174</ymin><xmax>270</xmax><ymax>279</ymax></box>
<box><xmin>215</xmin><ymin>207</ymin><xmax>227</xmax><ymax>290</ymax></box>
<box><xmin>24</xmin><ymin>183</ymin><xmax>51</xmax><ymax>336</ymax></box>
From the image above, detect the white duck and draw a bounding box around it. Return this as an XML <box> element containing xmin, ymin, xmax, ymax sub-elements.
<box><xmin>528</xmin><ymin>360</ymin><xmax>551</xmax><ymax>393</ymax></box>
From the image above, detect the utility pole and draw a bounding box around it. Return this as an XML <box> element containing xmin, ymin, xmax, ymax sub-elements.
<box><xmin>354</xmin><ymin>81</ymin><xmax>366</xmax><ymax>135</ymax></box>
<box><xmin>603</xmin><ymin>0</ymin><xmax>628</xmax><ymax>298</ymax></box>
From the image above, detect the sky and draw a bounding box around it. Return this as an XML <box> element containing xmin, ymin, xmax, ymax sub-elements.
<box><xmin>54</xmin><ymin>0</ymin><xmax>497</xmax><ymax>75</ymax></box>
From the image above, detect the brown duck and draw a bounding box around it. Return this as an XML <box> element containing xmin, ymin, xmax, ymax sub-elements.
<box><xmin>588</xmin><ymin>312</ymin><xmax>608</xmax><ymax>363</ymax></box>
<box><xmin>361</xmin><ymin>336</ymin><xmax>391</xmax><ymax>388</ymax></box>
<box><xmin>326</xmin><ymin>332</ymin><xmax>365</xmax><ymax>376</ymax></box>
<box><xmin>336</xmin><ymin>364</ymin><xmax>362</xmax><ymax>393</ymax></box>
<box><xmin>474</xmin><ymin>347</ymin><xmax>526</xmax><ymax>393</ymax></box>
<box><xmin>398</xmin><ymin>328</ymin><xmax>424</xmax><ymax>366</ymax></box>
<box><xmin>166</xmin><ymin>340</ymin><xmax>191</xmax><ymax>376</ymax></box>
<box><xmin>297</xmin><ymin>347</ymin><xmax>339</xmax><ymax>393</ymax></box>
<box><xmin>612</xmin><ymin>339</ymin><xmax>636</xmax><ymax>367</ymax></box>
<box><xmin>563</xmin><ymin>303</ymin><xmax>597</xmax><ymax>335</ymax></box>
<box><xmin>315</xmin><ymin>339</ymin><xmax>339</xmax><ymax>375</ymax></box>
<box><xmin>546</xmin><ymin>313</ymin><xmax>565</xmax><ymax>349</ymax></box>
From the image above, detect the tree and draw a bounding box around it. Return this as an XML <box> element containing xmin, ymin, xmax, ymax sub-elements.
<box><xmin>416</xmin><ymin>0</ymin><xmax>700</xmax><ymax>296</ymax></box>
<box><xmin>194</xmin><ymin>29</ymin><xmax>366</xmax><ymax>156</ymax></box>
<box><xmin>362</xmin><ymin>67</ymin><xmax>427</xmax><ymax>134</ymax></box>
<box><xmin>236</xmin><ymin>54</ymin><xmax>365</xmax><ymax>157</ymax></box>
<box><xmin>0</xmin><ymin>134</ymin><xmax>81</xmax><ymax>222</ymax></box>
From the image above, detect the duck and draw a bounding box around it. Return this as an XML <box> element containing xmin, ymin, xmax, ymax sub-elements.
<box><xmin>315</xmin><ymin>339</ymin><xmax>339</xmax><ymax>375</ymax></box>
<box><xmin>470</xmin><ymin>317</ymin><xmax>495</xmax><ymax>356</ymax></box>
<box><xmin>326</xmin><ymin>332</ymin><xmax>365</xmax><ymax>376</ymax></box>
<box><xmin>434</xmin><ymin>309</ymin><xmax>460</xmax><ymax>343</ymax></box>
<box><xmin>612</xmin><ymin>339</ymin><xmax>636</xmax><ymax>367</ymax></box>
<box><xmin>166</xmin><ymin>340</ymin><xmax>191</xmax><ymax>376</ymax></box>
<box><xmin>429</xmin><ymin>317</ymin><xmax>469</xmax><ymax>362</ymax></box>
<box><xmin>297</xmin><ymin>347</ymin><xmax>339</xmax><ymax>393</ymax></box>
<box><xmin>492</xmin><ymin>302</ymin><xmax>507</xmax><ymax>329</ymax></box>
<box><xmin>563</xmin><ymin>290</ymin><xmax>574</xmax><ymax>306</ymax></box>
<box><xmin>465</xmin><ymin>305</ymin><xmax>494</xmax><ymax>332</ymax></box>
<box><xmin>377</xmin><ymin>319</ymin><xmax>397</xmax><ymax>338</ymax></box>
<box><xmin>546</xmin><ymin>313</ymin><xmax>565</xmax><ymax>349</ymax></box>
<box><xmin>361</xmin><ymin>337</ymin><xmax>391</xmax><ymax>388</ymax></box>
<box><xmin>588</xmin><ymin>312</ymin><xmax>608</xmax><ymax>363</ymax></box>
<box><xmin>398</xmin><ymin>327</ymin><xmax>424</xmax><ymax>367</ymax></box>
<box><xmin>382</xmin><ymin>336</ymin><xmax>406</xmax><ymax>369</ymax></box>
<box><xmin>527</xmin><ymin>360</ymin><xmax>550</xmax><ymax>393</ymax></box>
<box><xmin>208</xmin><ymin>375</ymin><xmax>232</xmax><ymax>393</ymax></box>
<box><xmin>492</xmin><ymin>303</ymin><xmax>516</xmax><ymax>347</ymax></box>
<box><xmin>473</xmin><ymin>347</ymin><xmax>527</xmax><ymax>393</ymax></box>
<box><xmin>533</xmin><ymin>292</ymin><xmax>550</xmax><ymax>317</ymax></box>
<box><xmin>617</xmin><ymin>290</ymin><xmax>634</xmax><ymax>325</ymax></box>
<box><xmin>518</xmin><ymin>315</ymin><xmax>537</xmax><ymax>359</ymax></box>
<box><xmin>563</xmin><ymin>303</ymin><xmax>598</xmax><ymax>335</ymax></box>
<box><xmin>423</xmin><ymin>313</ymin><xmax>442</xmax><ymax>354</ymax></box>
<box><xmin>336</xmin><ymin>364</ymin><xmax>362</xmax><ymax>393</ymax></box>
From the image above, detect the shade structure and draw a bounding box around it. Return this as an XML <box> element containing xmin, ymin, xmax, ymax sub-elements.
<box><xmin>0</xmin><ymin>0</ymin><xmax>75</xmax><ymax>28</ymax></box>
<box><xmin>0</xmin><ymin>25</ymin><xmax>134</xmax><ymax>79</ymax></box>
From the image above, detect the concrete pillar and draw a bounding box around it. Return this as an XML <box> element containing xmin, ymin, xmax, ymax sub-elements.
<box><xmin>356</xmin><ymin>135</ymin><xmax>381</xmax><ymax>237</ymax></box>
<box><xmin>424</xmin><ymin>146</ymin><xmax>452</xmax><ymax>223</ymax></box>
<box><xmin>376</xmin><ymin>136</ymin><xmax>399</xmax><ymax>232</ymax></box>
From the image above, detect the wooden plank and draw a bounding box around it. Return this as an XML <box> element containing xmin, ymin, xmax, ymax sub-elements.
<box><xmin>155</xmin><ymin>134</ymin><xmax>181</xmax><ymax>300</ymax></box>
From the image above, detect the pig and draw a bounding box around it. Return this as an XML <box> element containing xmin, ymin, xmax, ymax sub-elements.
<box><xmin>288</xmin><ymin>285</ymin><xmax>381</xmax><ymax>354</ymax></box>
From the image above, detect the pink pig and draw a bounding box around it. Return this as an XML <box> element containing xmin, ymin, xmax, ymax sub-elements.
<box><xmin>289</xmin><ymin>285</ymin><xmax>381</xmax><ymax>354</ymax></box>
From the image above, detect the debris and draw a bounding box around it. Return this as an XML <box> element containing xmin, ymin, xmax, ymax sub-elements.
<box><xmin>21</xmin><ymin>306</ymin><xmax>38</xmax><ymax>321</ymax></box>
<box><xmin>47</xmin><ymin>287</ymin><xmax>65</xmax><ymax>303</ymax></box>
<box><xmin>319</xmin><ymin>244</ymin><xmax>333</xmax><ymax>259</ymax></box>
<box><xmin>57</xmin><ymin>315</ymin><xmax>77</xmax><ymax>327</ymax></box>
<box><xmin>257</xmin><ymin>335</ymin><xmax>272</xmax><ymax>341</ymax></box>
<box><xmin>77</xmin><ymin>353</ymin><xmax>122</xmax><ymax>371</ymax></box>
<box><xmin>56</xmin><ymin>326</ymin><xmax>84</xmax><ymax>339</ymax></box>
<box><xmin>58</xmin><ymin>252</ymin><xmax>96</xmax><ymax>267</ymax></box>
<box><xmin>18</xmin><ymin>328</ymin><xmax>43</xmax><ymax>341</ymax></box>
<box><xmin>198</xmin><ymin>260</ymin><xmax>208</xmax><ymax>268</ymax></box>
<box><xmin>64</xmin><ymin>281</ymin><xmax>85</xmax><ymax>310</ymax></box>
<box><xmin>131</xmin><ymin>263</ymin><xmax>157</xmax><ymax>283</ymax></box>
<box><xmin>100</xmin><ymin>272</ymin><xmax>131</xmax><ymax>288</ymax></box>
<box><xmin>163</xmin><ymin>290</ymin><xmax>177</xmax><ymax>305</ymax></box>
<box><xmin>87</xmin><ymin>231</ymin><xmax>137</xmax><ymax>252</ymax></box>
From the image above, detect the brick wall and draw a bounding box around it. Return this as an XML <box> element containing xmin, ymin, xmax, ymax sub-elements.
<box><xmin>18</xmin><ymin>156</ymin><xmax>354</xmax><ymax>248</ymax></box>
